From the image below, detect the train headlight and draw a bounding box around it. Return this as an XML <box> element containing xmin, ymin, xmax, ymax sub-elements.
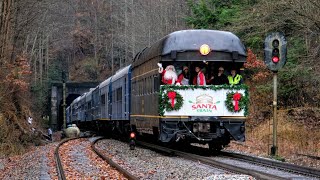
<box><xmin>200</xmin><ymin>44</ymin><xmax>210</xmax><ymax>55</ymax></box>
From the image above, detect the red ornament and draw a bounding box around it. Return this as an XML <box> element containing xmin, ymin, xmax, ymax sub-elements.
<box><xmin>167</xmin><ymin>91</ymin><xmax>177</xmax><ymax>108</ymax></box>
<box><xmin>233</xmin><ymin>92</ymin><xmax>242</xmax><ymax>111</ymax></box>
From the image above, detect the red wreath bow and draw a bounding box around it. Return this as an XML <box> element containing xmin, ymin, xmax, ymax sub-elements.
<box><xmin>233</xmin><ymin>92</ymin><xmax>242</xmax><ymax>111</ymax></box>
<box><xmin>167</xmin><ymin>91</ymin><xmax>176</xmax><ymax>108</ymax></box>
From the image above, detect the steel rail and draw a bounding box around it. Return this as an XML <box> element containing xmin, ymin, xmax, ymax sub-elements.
<box><xmin>297</xmin><ymin>153</ymin><xmax>320</xmax><ymax>160</ymax></box>
<box><xmin>55</xmin><ymin>137</ymin><xmax>79</xmax><ymax>180</ymax></box>
<box><xmin>91</xmin><ymin>137</ymin><xmax>139</xmax><ymax>180</ymax></box>
<box><xmin>136</xmin><ymin>141</ymin><xmax>290</xmax><ymax>180</ymax></box>
<box><xmin>221</xmin><ymin>151</ymin><xmax>320</xmax><ymax>178</ymax></box>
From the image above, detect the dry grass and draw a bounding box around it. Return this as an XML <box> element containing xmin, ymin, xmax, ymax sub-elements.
<box><xmin>0</xmin><ymin>114</ymin><xmax>25</xmax><ymax>157</ymax></box>
<box><xmin>227</xmin><ymin>108</ymin><xmax>320</xmax><ymax>168</ymax></box>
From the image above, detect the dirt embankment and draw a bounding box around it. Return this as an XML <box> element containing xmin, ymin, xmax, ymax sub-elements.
<box><xmin>227</xmin><ymin>107</ymin><xmax>320</xmax><ymax>169</ymax></box>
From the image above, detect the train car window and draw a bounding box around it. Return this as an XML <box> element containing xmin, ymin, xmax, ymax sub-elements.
<box><xmin>135</xmin><ymin>81</ymin><xmax>137</xmax><ymax>96</ymax></box>
<box><xmin>144</xmin><ymin>78</ymin><xmax>146</xmax><ymax>94</ymax></box>
<box><xmin>149</xmin><ymin>76</ymin><xmax>152</xmax><ymax>94</ymax></box>
<box><xmin>140</xmin><ymin>79</ymin><xmax>142</xmax><ymax>95</ymax></box>
<box><xmin>151</xmin><ymin>76</ymin><xmax>154</xmax><ymax>93</ymax></box>
<box><xmin>88</xmin><ymin>102</ymin><xmax>91</xmax><ymax>109</ymax></box>
<box><xmin>101</xmin><ymin>94</ymin><xmax>105</xmax><ymax>105</ymax></box>
<box><xmin>132</xmin><ymin>81</ymin><xmax>135</xmax><ymax>95</ymax></box>
<box><xmin>144</xmin><ymin>78</ymin><xmax>146</xmax><ymax>95</ymax></box>
<box><xmin>112</xmin><ymin>90</ymin><xmax>116</xmax><ymax>103</ymax></box>
<box><xmin>154</xmin><ymin>75</ymin><xmax>159</xmax><ymax>92</ymax></box>
<box><xmin>140</xmin><ymin>79</ymin><xmax>143</xmax><ymax>95</ymax></box>
<box><xmin>148</xmin><ymin>77</ymin><xmax>151</xmax><ymax>94</ymax></box>
<box><xmin>139</xmin><ymin>79</ymin><xmax>141</xmax><ymax>95</ymax></box>
<box><xmin>146</xmin><ymin>77</ymin><xmax>148</xmax><ymax>94</ymax></box>
<box><xmin>116</xmin><ymin>87</ymin><xmax>122</xmax><ymax>101</ymax></box>
<box><xmin>136</xmin><ymin>80</ymin><xmax>139</xmax><ymax>96</ymax></box>
<box><xmin>150</xmin><ymin>76</ymin><xmax>153</xmax><ymax>93</ymax></box>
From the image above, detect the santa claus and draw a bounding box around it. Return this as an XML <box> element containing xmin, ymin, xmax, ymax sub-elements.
<box><xmin>158</xmin><ymin>63</ymin><xmax>179</xmax><ymax>85</ymax></box>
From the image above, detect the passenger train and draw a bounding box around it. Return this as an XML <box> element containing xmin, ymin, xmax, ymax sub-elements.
<box><xmin>66</xmin><ymin>29</ymin><xmax>248</xmax><ymax>151</ymax></box>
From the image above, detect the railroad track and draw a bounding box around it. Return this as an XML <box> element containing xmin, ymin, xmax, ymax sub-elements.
<box><xmin>221</xmin><ymin>151</ymin><xmax>320</xmax><ymax>179</ymax></box>
<box><xmin>55</xmin><ymin>137</ymin><xmax>138</xmax><ymax>180</ymax></box>
<box><xmin>91</xmin><ymin>137</ymin><xmax>138</xmax><ymax>180</ymax></box>
<box><xmin>55</xmin><ymin>137</ymin><xmax>76</xmax><ymax>180</ymax></box>
<box><xmin>136</xmin><ymin>141</ymin><xmax>318</xmax><ymax>180</ymax></box>
<box><xmin>297</xmin><ymin>153</ymin><xmax>320</xmax><ymax>160</ymax></box>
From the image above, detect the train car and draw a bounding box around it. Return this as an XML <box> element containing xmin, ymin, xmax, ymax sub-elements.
<box><xmin>85</xmin><ymin>89</ymin><xmax>94</xmax><ymax>121</ymax></box>
<box><xmin>92</xmin><ymin>86</ymin><xmax>100</xmax><ymax>121</ymax></box>
<box><xmin>67</xmin><ymin>29</ymin><xmax>248</xmax><ymax>151</ymax></box>
<box><xmin>78</xmin><ymin>93</ymin><xmax>87</xmax><ymax>122</ymax></box>
<box><xmin>70</xmin><ymin>96</ymin><xmax>80</xmax><ymax>122</ymax></box>
<box><xmin>130</xmin><ymin>29</ymin><xmax>247</xmax><ymax>150</ymax></box>
<box><xmin>99</xmin><ymin>77</ymin><xmax>112</xmax><ymax>120</ymax></box>
<box><xmin>71</xmin><ymin>66</ymin><xmax>132</xmax><ymax>134</ymax></box>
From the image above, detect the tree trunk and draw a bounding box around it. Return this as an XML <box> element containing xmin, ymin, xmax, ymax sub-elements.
<box><xmin>0</xmin><ymin>0</ymin><xmax>14</xmax><ymax>64</ymax></box>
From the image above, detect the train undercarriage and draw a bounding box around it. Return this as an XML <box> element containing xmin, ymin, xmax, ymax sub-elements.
<box><xmin>158</xmin><ymin>117</ymin><xmax>245</xmax><ymax>151</ymax></box>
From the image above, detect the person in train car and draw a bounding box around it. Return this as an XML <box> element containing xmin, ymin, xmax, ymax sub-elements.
<box><xmin>177</xmin><ymin>65</ymin><xmax>190</xmax><ymax>85</ymax></box>
<box><xmin>206</xmin><ymin>71</ymin><xmax>215</xmax><ymax>85</ymax></box>
<box><xmin>214</xmin><ymin>66</ymin><xmax>228</xmax><ymax>85</ymax></box>
<box><xmin>194</xmin><ymin>65</ymin><xmax>206</xmax><ymax>86</ymax></box>
<box><xmin>158</xmin><ymin>63</ymin><xmax>178</xmax><ymax>85</ymax></box>
<box><xmin>205</xmin><ymin>64</ymin><xmax>215</xmax><ymax>85</ymax></box>
<box><xmin>228</xmin><ymin>67</ymin><xmax>243</xmax><ymax>85</ymax></box>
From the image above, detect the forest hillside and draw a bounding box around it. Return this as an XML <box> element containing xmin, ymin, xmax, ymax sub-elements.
<box><xmin>186</xmin><ymin>0</ymin><xmax>319</xmax><ymax>159</ymax></box>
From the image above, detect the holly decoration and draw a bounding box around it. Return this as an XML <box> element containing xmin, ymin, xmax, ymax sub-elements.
<box><xmin>162</xmin><ymin>90</ymin><xmax>183</xmax><ymax>112</ymax></box>
<box><xmin>225</xmin><ymin>91</ymin><xmax>248</xmax><ymax>113</ymax></box>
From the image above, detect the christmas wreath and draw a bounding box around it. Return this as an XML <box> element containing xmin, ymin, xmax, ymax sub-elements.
<box><xmin>162</xmin><ymin>90</ymin><xmax>184</xmax><ymax>112</ymax></box>
<box><xmin>225</xmin><ymin>91</ymin><xmax>247</xmax><ymax>113</ymax></box>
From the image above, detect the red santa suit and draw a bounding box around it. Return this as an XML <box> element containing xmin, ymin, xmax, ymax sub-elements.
<box><xmin>159</xmin><ymin>65</ymin><xmax>177</xmax><ymax>85</ymax></box>
<box><xmin>197</xmin><ymin>71</ymin><xmax>206</xmax><ymax>85</ymax></box>
<box><xmin>178</xmin><ymin>73</ymin><xmax>189</xmax><ymax>85</ymax></box>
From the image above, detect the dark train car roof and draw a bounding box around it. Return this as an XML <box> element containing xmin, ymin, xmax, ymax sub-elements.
<box><xmin>133</xmin><ymin>29</ymin><xmax>246</xmax><ymax>68</ymax></box>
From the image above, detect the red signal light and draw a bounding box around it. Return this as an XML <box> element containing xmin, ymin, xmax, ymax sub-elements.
<box><xmin>272</xmin><ymin>56</ymin><xmax>279</xmax><ymax>63</ymax></box>
<box><xmin>130</xmin><ymin>132</ymin><xmax>136</xmax><ymax>139</ymax></box>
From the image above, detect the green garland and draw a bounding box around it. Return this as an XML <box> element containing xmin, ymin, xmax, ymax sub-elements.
<box><xmin>225</xmin><ymin>91</ymin><xmax>249</xmax><ymax>115</ymax></box>
<box><xmin>163</xmin><ymin>90</ymin><xmax>184</xmax><ymax>112</ymax></box>
<box><xmin>160</xmin><ymin>84</ymin><xmax>248</xmax><ymax>91</ymax></box>
<box><xmin>159</xmin><ymin>85</ymin><xmax>249</xmax><ymax>116</ymax></box>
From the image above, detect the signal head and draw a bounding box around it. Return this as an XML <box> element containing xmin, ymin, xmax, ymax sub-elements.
<box><xmin>264</xmin><ymin>32</ymin><xmax>287</xmax><ymax>72</ymax></box>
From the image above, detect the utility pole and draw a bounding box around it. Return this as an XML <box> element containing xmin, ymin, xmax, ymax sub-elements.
<box><xmin>62</xmin><ymin>71</ymin><xmax>67</xmax><ymax>129</ymax></box>
<box><xmin>271</xmin><ymin>72</ymin><xmax>278</xmax><ymax>155</ymax></box>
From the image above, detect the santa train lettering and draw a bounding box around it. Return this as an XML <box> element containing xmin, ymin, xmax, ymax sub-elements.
<box><xmin>192</xmin><ymin>104</ymin><xmax>217</xmax><ymax>111</ymax></box>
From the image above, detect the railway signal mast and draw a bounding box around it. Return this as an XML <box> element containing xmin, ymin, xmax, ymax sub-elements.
<box><xmin>264</xmin><ymin>32</ymin><xmax>287</xmax><ymax>156</ymax></box>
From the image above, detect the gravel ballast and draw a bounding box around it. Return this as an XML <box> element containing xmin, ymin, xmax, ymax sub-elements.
<box><xmin>96</xmin><ymin>139</ymin><xmax>254</xmax><ymax>180</ymax></box>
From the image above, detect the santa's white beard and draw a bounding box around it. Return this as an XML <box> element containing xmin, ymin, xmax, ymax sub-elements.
<box><xmin>164</xmin><ymin>70</ymin><xmax>177</xmax><ymax>81</ymax></box>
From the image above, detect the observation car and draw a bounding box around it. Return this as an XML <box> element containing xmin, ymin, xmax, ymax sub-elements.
<box><xmin>67</xmin><ymin>29</ymin><xmax>248</xmax><ymax>151</ymax></box>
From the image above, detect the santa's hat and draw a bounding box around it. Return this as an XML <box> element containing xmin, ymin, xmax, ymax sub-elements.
<box><xmin>183</xmin><ymin>66</ymin><xmax>189</xmax><ymax>71</ymax></box>
<box><xmin>166</xmin><ymin>65</ymin><xmax>175</xmax><ymax>72</ymax></box>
